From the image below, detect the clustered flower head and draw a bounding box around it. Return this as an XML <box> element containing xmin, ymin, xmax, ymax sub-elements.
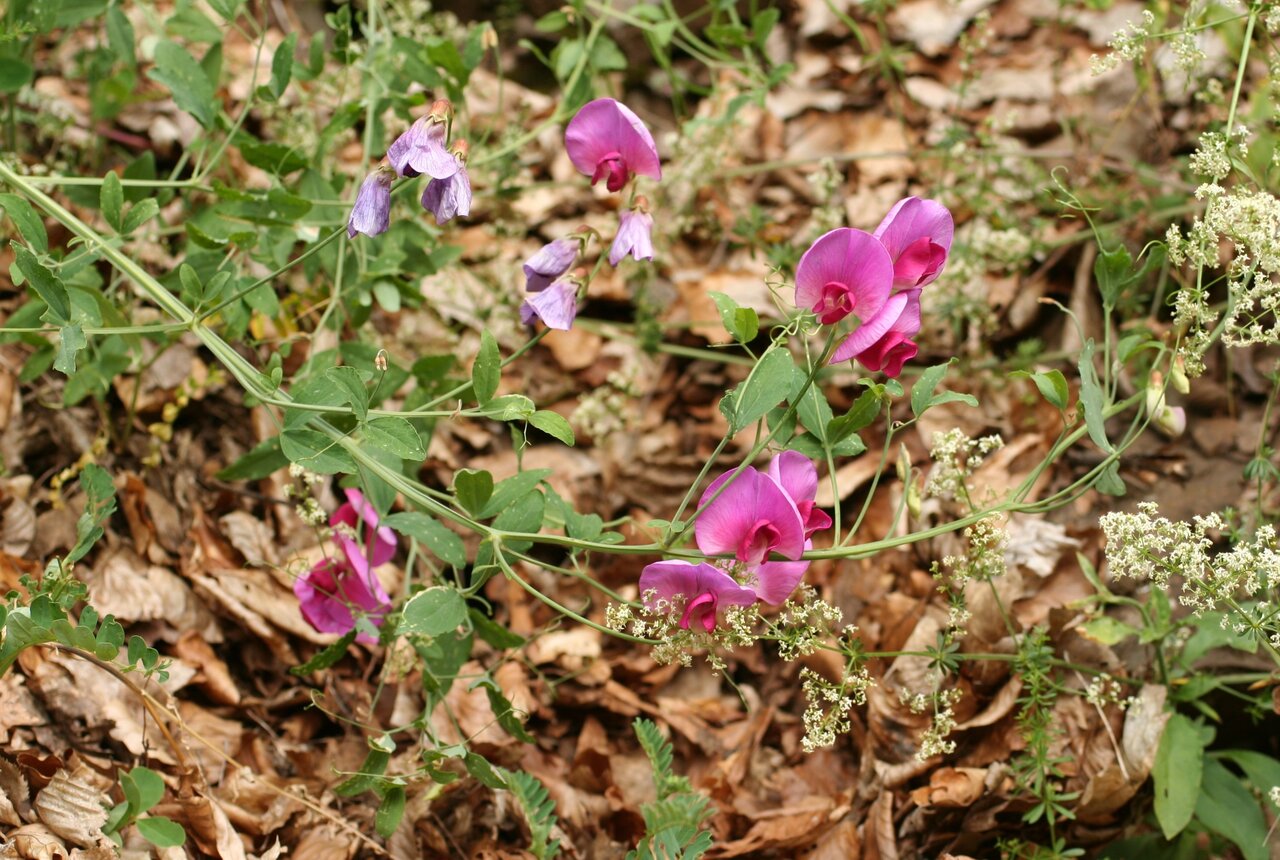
<box><xmin>294</xmin><ymin>489</ymin><xmax>398</xmax><ymax>643</ymax></box>
<box><xmin>635</xmin><ymin>451</ymin><xmax>830</xmax><ymax>633</ymax></box>
<box><xmin>345</xmin><ymin>99</ymin><xmax>473</xmax><ymax>239</ymax></box>
<box><xmin>520</xmin><ymin>99</ymin><xmax>661</xmax><ymax>332</ymax></box>
<box><xmin>795</xmin><ymin>198</ymin><xmax>954</xmax><ymax>378</ymax></box>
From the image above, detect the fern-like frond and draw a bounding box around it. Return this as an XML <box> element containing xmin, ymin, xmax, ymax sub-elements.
<box><xmin>504</xmin><ymin>768</ymin><xmax>562</xmax><ymax>860</ymax></box>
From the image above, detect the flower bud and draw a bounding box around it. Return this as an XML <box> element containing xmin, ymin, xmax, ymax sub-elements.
<box><xmin>1170</xmin><ymin>355</ymin><xmax>1190</xmax><ymax>394</ymax></box>
<box><xmin>429</xmin><ymin>99</ymin><xmax>452</xmax><ymax>122</ymax></box>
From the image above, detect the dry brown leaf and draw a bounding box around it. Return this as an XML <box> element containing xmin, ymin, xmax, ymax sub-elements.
<box><xmin>32</xmin><ymin>768</ymin><xmax>107</xmax><ymax>848</ymax></box>
<box><xmin>8</xmin><ymin>823</ymin><xmax>69</xmax><ymax>860</ymax></box>
<box><xmin>908</xmin><ymin>767</ymin><xmax>988</xmax><ymax>808</ymax></box>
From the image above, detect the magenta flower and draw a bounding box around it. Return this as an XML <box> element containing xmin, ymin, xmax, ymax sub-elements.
<box><xmin>523</xmin><ymin>238</ymin><xmax>579</xmax><ymax>292</ymax></box>
<box><xmin>794</xmin><ymin>228</ymin><xmax>894</xmax><ymax>326</ymax></box>
<box><xmin>638</xmin><ymin>561</ymin><xmax>757</xmax><ymax>632</ymax></box>
<box><xmin>830</xmin><ymin>288</ymin><xmax>922</xmax><ymax>377</ymax></box>
<box><xmin>347</xmin><ymin>170</ymin><xmax>393</xmax><ymax>239</ymax></box>
<box><xmin>420</xmin><ymin>141</ymin><xmax>471</xmax><ymax>225</ymax></box>
<box><xmin>565</xmin><ymin>98</ymin><xmax>661</xmax><ymax>193</ymax></box>
<box><xmin>766</xmin><ymin>451</ymin><xmax>832</xmax><ymax>539</ymax></box>
<box><xmin>331</xmin><ymin>488</ymin><xmax>397</xmax><ymax>572</ymax></box>
<box><xmin>609</xmin><ymin>203</ymin><xmax>654</xmax><ymax>267</ymax></box>
<box><xmin>696</xmin><ymin>466</ymin><xmax>806</xmax><ymax>566</ymax></box>
<box><xmin>520</xmin><ymin>278</ymin><xmax>578</xmax><ymax>330</ymax></box>
<box><xmin>873</xmin><ymin>197</ymin><xmax>954</xmax><ymax>290</ymax></box>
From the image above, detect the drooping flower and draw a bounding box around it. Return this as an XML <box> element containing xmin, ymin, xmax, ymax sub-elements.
<box><xmin>346</xmin><ymin>169</ymin><xmax>393</xmax><ymax>239</ymax></box>
<box><xmin>696</xmin><ymin>466</ymin><xmax>806</xmax><ymax>566</ymax></box>
<box><xmin>520</xmin><ymin>277</ymin><xmax>579</xmax><ymax>330</ymax></box>
<box><xmin>766</xmin><ymin>451</ymin><xmax>832</xmax><ymax>539</ymax></box>
<box><xmin>523</xmin><ymin>238</ymin><xmax>580</xmax><ymax>292</ymax></box>
<box><xmin>638</xmin><ymin>560</ymin><xmax>757</xmax><ymax>632</ymax></box>
<box><xmin>794</xmin><ymin>228</ymin><xmax>894</xmax><ymax>326</ymax></box>
<box><xmin>387</xmin><ymin>100</ymin><xmax>457</xmax><ymax>179</ymax></box>
<box><xmin>873</xmin><ymin>197</ymin><xmax>954</xmax><ymax>290</ymax></box>
<box><xmin>330</xmin><ymin>488</ymin><xmax>397</xmax><ymax>572</ymax></box>
<box><xmin>830</xmin><ymin>288</ymin><xmax>922</xmax><ymax>377</ymax></box>
<box><xmin>420</xmin><ymin>140</ymin><xmax>471</xmax><ymax>225</ymax></box>
<box><xmin>609</xmin><ymin>198</ymin><xmax>654</xmax><ymax>266</ymax></box>
<box><xmin>564</xmin><ymin>98</ymin><xmax>661</xmax><ymax>192</ymax></box>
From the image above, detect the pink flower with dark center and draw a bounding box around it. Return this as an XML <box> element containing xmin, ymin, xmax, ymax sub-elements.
<box><xmin>873</xmin><ymin>197</ymin><xmax>954</xmax><ymax>290</ymax></box>
<box><xmin>347</xmin><ymin>170</ymin><xmax>393</xmax><ymax>239</ymax></box>
<box><xmin>766</xmin><ymin>451</ymin><xmax>832</xmax><ymax>539</ymax></box>
<box><xmin>520</xmin><ymin>278</ymin><xmax>578</xmax><ymax>330</ymax></box>
<box><xmin>794</xmin><ymin>228</ymin><xmax>894</xmax><ymax>326</ymax></box>
<box><xmin>638</xmin><ymin>560</ymin><xmax>757</xmax><ymax>632</ymax></box>
<box><xmin>523</xmin><ymin>238</ymin><xmax>580</xmax><ymax>292</ymax></box>
<box><xmin>830</xmin><ymin>288</ymin><xmax>922</xmax><ymax>377</ymax></box>
<box><xmin>609</xmin><ymin>200</ymin><xmax>654</xmax><ymax>267</ymax></box>
<box><xmin>696</xmin><ymin>466</ymin><xmax>806</xmax><ymax>566</ymax></box>
<box><xmin>565</xmin><ymin>99</ymin><xmax>661</xmax><ymax>193</ymax></box>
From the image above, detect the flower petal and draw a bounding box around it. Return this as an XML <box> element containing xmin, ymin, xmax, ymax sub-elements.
<box><xmin>523</xmin><ymin>239</ymin><xmax>579</xmax><ymax>292</ymax></box>
<box><xmin>564</xmin><ymin>99</ymin><xmax>661</xmax><ymax>183</ymax></box>
<box><xmin>638</xmin><ymin>560</ymin><xmax>757</xmax><ymax>609</ymax></box>
<box><xmin>873</xmin><ymin>197</ymin><xmax>954</xmax><ymax>288</ymax></box>
<box><xmin>695</xmin><ymin>467</ymin><xmax>805</xmax><ymax>562</ymax></box>
<box><xmin>346</xmin><ymin>172</ymin><xmax>391</xmax><ymax>239</ymax></box>
<box><xmin>421</xmin><ymin>167</ymin><xmax>472</xmax><ymax>225</ymax></box>
<box><xmin>794</xmin><ymin>228</ymin><xmax>894</xmax><ymax>323</ymax></box>
<box><xmin>331</xmin><ymin>489</ymin><xmax>397</xmax><ymax>569</ymax></box>
<box><xmin>830</xmin><ymin>290</ymin><xmax>911</xmax><ymax>364</ymax></box>
<box><xmin>767</xmin><ymin>451</ymin><xmax>819</xmax><ymax>505</ymax></box>
<box><xmin>608</xmin><ymin>209</ymin><xmax>654</xmax><ymax>266</ymax></box>
<box><xmin>750</xmin><ymin>554</ymin><xmax>810</xmax><ymax>605</ymax></box>
<box><xmin>520</xmin><ymin>279</ymin><xmax>578</xmax><ymax>330</ymax></box>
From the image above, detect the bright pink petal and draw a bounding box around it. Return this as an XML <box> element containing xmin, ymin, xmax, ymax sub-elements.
<box><xmin>695</xmin><ymin>468</ymin><xmax>805</xmax><ymax>564</ymax></box>
<box><xmin>794</xmin><ymin>228</ymin><xmax>894</xmax><ymax>324</ymax></box>
<box><xmin>856</xmin><ymin>333</ymin><xmax>918</xmax><ymax>378</ymax></box>
<box><xmin>767</xmin><ymin>451</ymin><xmax>818</xmax><ymax>505</ymax></box>
<box><xmin>332</xmin><ymin>488</ymin><xmax>397</xmax><ymax>568</ymax></box>
<box><xmin>873</xmin><ymin>197</ymin><xmax>953</xmax><ymax>288</ymax></box>
<box><xmin>750</xmin><ymin>546</ymin><xmax>811</xmax><ymax>605</ymax></box>
<box><xmin>564</xmin><ymin>99</ymin><xmax>661</xmax><ymax>186</ymax></box>
<box><xmin>638</xmin><ymin>560</ymin><xmax>757</xmax><ymax>629</ymax></box>
<box><xmin>830</xmin><ymin>290</ymin><xmax>911</xmax><ymax>364</ymax></box>
<box><xmin>294</xmin><ymin>558</ymin><xmax>387</xmax><ymax>644</ymax></box>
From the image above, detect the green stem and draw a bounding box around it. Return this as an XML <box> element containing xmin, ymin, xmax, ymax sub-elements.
<box><xmin>1224</xmin><ymin>6</ymin><xmax>1258</xmax><ymax>140</ymax></box>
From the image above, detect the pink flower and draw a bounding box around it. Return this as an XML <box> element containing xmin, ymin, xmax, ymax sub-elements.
<box><xmin>564</xmin><ymin>98</ymin><xmax>661</xmax><ymax>193</ymax></box>
<box><xmin>638</xmin><ymin>561</ymin><xmax>757</xmax><ymax>632</ymax></box>
<box><xmin>794</xmin><ymin>228</ymin><xmax>894</xmax><ymax>326</ymax></box>
<box><xmin>523</xmin><ymin>238</ymin><xmax>580</xmax><ymax>291</ymax></box>
<box><xmin>830</xmin><ymin>289</ymin><xmax>921</xmax><ymax>377</ymax></box>
<box><xmin>331</xmin><ymin>488</ymin><xmax>397</xmax><ymax>573</ymax></box>
<box><xmin>347</xmin><ymin>170</ymin><xmax>393</xmax><ymax>239</ymax></box>
<box><xmin>696</xmin><ymin>466</ymin><xmax>806</xmax><ymax>566</ymax></box>
<box><xmin>608</xmin><ymin>203</ymin><xmax>654</xmax><ymax>266</ymax></box>
<box><xmin>520</xmin><ymin>278</ymin><xmax>578</xmax><ymax>330</ymax></box>
<box><xmin>873</xmin><ymin>197</ymin><xmax>953</xmax><ymax>290</ymax></box>
<box><xmin>766</xmin><ymin>451</ymin><xmax>832</xmax><ymax>539</ymax></box>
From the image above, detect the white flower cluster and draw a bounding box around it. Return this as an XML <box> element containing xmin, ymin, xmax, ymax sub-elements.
<box><xmin>771</xmin><ymin>585</ymin><xmax>844</xmax><ymax>661</ymax></box>
<box><xmin>933</xmin><ymin>517</ymin><xmax>1009</xmax><ymax>632</ymax></box>
<box><xmin>902</xmin><ymin>687</ymin><xmax>964</xmax><ymax>760</ymax></box>
<box><xmin>606</xmin><ymin>591</ymin><xmax>760</xmax><ymax>668</ymax></box>
<box><xmin>284</xmin><ymin>464</ymin><xmax>327</xmax><ymax>525</ymax></box>
<box><xmin>1270</xmin><ymin>785</ymin><xmax>1280</xmax><ymax>808</ymax></box>
<box><xmin>1090</xmin><ymin>10</ymin><xmax>1157</xmax><ymax>75</ymax></box>
<box><xmin>1084</xmin><ymin>675</ymin><xmax>1136</xmax><ymax>710</ymax></box>
<box><xmin>800</xmin><ymin>666</ymin><xmax>873</xmax><ymax>753</ymax></box>
<box><xmin>925</xmin><ymin>428</ymin><xmax>1005</xmax><ymax>501</ymax></box>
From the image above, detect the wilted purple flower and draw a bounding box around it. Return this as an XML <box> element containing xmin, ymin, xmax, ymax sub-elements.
<box><xmin>638</xmin><ymin>561</ymin><xmax>757</xmax><ymax>632</ymax></box>
<box><xmin>794</xmin><ymin>228</ymin><xmax>894</xmax><ymax>326</ymax></box>
<box><xmin>565</xmin><ymin>98</ymin><xmax>662</xmax><ymax>192</ymax></box>
<box><xmin>421</xmin><ymin>141</ymin><xmax>472</xmax><ymax>225</ymax></box>
<box><xmin>766</xmin><ymin>451</ymin><xmax>832</xmax><ymax>539</ymax></box>
<box><xmin>520</xmin><ymin>277</ymin><xmax>578</xmax><ymax>331</ymax></box>
<box><xmin>830</xmin><ymin>288</ymin><xmax>921</xmax><ymax>377</ymax></box>
<box><xmin>387</xmin><ymin>100</ymin><xmax>458</xmax><ymax>179</ymax></box>
<box><xmin>608</xmin><ymin>199</ymin><xmax>654</xmax><ymax>267</ymax></box>
<box><xmin>347</xmin><ymin>169</ymin><xmax>393</xmax><ymax>239</ymax></box>
<box><xmin>523</xmin><ymin>238</ymin><xmax>580</xmax><ymax>292</ymax></box>
<box><xmin>873</xmin><ymin>197</ymin><xmax>954</xmax><ymax>290</ymax></box>
<box><xmin>696</xmin><ymin>466</ymin><xmax>806</xmax><ymax>566</ymax></box>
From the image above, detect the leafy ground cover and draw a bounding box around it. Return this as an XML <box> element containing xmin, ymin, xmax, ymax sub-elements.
<box><xmin>2</xmin><ymin>0</ymin><xmax>1280</xmax><ymax>857</ymax></box>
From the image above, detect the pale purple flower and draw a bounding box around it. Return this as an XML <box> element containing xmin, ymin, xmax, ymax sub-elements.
<box><xmin>638</xmin><ymin>560</ymin><xmax>757</xmax><ymax>632</ymax></box>
<box><xmin>608</xmin><ymin>205</ymin><xmax>654</xmax><ymax>267</ymax></box>
<box><xmin>766</xmin><ymin>451</ymin><xmax>832</xmax><ymax>539</ymax></box>
<box><xmin>347</xmin><ymin>170</ymin><xmax>392</xmax><ymax>239</ymax></box>
<box><xmin>873</xmin><ymin>197</ymin><xmax>954</xmax><ymax>290</ymax></box>
<box><xmin>388</xmin><ymin>116</ymin><xmax>458</xmax><ymax>180</ymax></box>
<box><xmin>520</xmin><ymin>278</ymin><xmax>578</xmax><ymax>330</ymax></box>
<box><xmin>565</xmin><ymin>98</ymin><xmax>661</xmax><ymax>193</ymax></box>
<box><xmin>830</xmin><ymin>288</ymin><xmax>922</xmax><ymax>377</ymax></box>
<box><xmin>421</xmin><ymin>163</ymin><xmax>471</xmax><ymax>224</ymax></box>
<box><xmin>696</xmin><ymin>466</ymin><xmax>806</xmax><ymax>566</ymax></box>
<box><xmin>523</xmin><ymin>238</ymin><xmax>579</xmax><ymax>291</ymax></box>
<box><xmin>794</xmin><ymin>228</ymin><xmax>894</xmax><ymax>326</ymax></box>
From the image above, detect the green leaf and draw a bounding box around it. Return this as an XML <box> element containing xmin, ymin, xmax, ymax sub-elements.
<box><xmin>492</xmin><ymin>490</ymin><xmax>545</xmax><ymax>536</ymax></box>
<box><xmin>1095</xmin><ymin>460</ymin><xmax>1126</xmax><ymax>496</ymax></box>
<box><xmin>268</xmin><ymin>32</ymin><xmax>297</xmax><ymax>99</ymax></box>
<box><xmin>323</xmin><ymin>365</ymin><xmax>368</xmax><ymax>421</ymax></box>
<box><xmin>535</xmin><ymin>9</ymin><xmax>569</xmax><ymax>31</ymax></box>
<box><xmin>136</xmin><ymin>816</ymin><xmax>186</xmax><ymax>848</ymax></box>
<box><xmin>384</xmin><ymin>512</ymin><xmax>466</xmax><ymax>569</ymax></box>
<box><xmin>375</xmin><ymin>786</ymin><xmax>406</xmax><ymax>837</ymax></box>
<box><xmin>724</xmin><ymin>347</ymin><xmax>793</xmax><ymax>432</ymax></box>
<box><xmin>827</xmin><ymin>389</ymin><xmax>882</xmax><ymax>446</ymax></box>
<box><xmin>1196</xmin><ymin>757</ymin><xmax>1268</xmax><ymax>860</ymax></box>
<box><xmin>290</xmin><ymin>630</ymin><xmax>357</xmax><ymax>676</ymax></box>
<box><xmin>399</xmin><ymin>587</ymin><xmax>468</xmax><ymax>637</ymax></box>
<box><xmin>0</xmin><ymin>193</ymin><xmax>48</xmax><ymax>252</ymax></box>
<box><xmin>1078</xmin><ymin>615</ymin><xmax>1139</xmax><ymax>646</ymax></box>
<box><xmin>333</xmin><ymin>748</ymin><xmax>391</xmax><ymax>797</ymax></box>
<box><xmin>1216</xmin><ymin>750</ymin><xmax>1280</xmax><ymax>799</ymax></box>
<box><xmin>121</xmin><ymin>767</ymin><xmax>165</xmax><ymax>816</ymax></box>
<box><xmin>53</xmin><ymin>324</ymin><xmax>87</xmax><ymax>375</ymax></box>
<box><xmin>363</xmin><ymin>417</ymin><xmax>425</xmax><ymax>461</ymax></box>
<box><xmin>478</xmin><ymin>394</ymin><xmax>535</xmax><ymax>421</ymax></box>
<box><xmin>68</xmin><ymin>464</ymin><xmax>117</xmax><ymax>564</ymax></box>
<box><xmin>148</xmin><ymin>41</ymin><xmax>217</xmax><ymax>127</ymax></box>
<box><xmin>216</xmin><ymin>437</ymin><xmax>288</xmax><ymax>481</ymax></box>
<box><xmin>279</xmin><ymin>427</ymin><xmax>357</xmax><ymax>474</ymax></box>
<box><xmin>122</xmin><ymin>198</ymin><xmax>160</xmax><ymax>234</ymax></box>
<box><xmin>100</xmin><ymin>173</ymin><xmax>124</xmax><ymax>232</ymax></box>
<box><xmin>479</xmin><ymin>470</ymin><xmax>551</xmax><ymax>520</ymax></box>
<box><xmin>1078</xmin><ymin>340</ymin><xmax>1113</xmax><ymax>453</ymax></box>
<box><xmin>475</xmin><ymin>676</ymin><xmax>535</xmax><ymax>743</ymax></box>
<box><xmin>1153</xmin><ymin>713</ymin><xmax>1205</xmax><ymax>840</ymax></box>
<box><xmin>464</xmin><ymin>752</ymin><xmax>508</xmax><ymax>789</ymax></box>
<box><xmin>1014</xmin><ymin>369</ymin><xmax>1070</xmax><ymax>411</ymax></box>
<box><xmin>0</xmin><ymin>58</ymin><xmax>33</xmax><ymax>94</ymax></box>
<box><xmin>454</xmin><ymin>469</ymin><xmax>494</xmax><ymax>518</ymax></box>
<box><xmin>911</xmin><ymin>359</ymin><xmax>976</xmax><ymax>416</ymax></box>
<box><xmin>469</xmin><ymin>608</ymin><xmax>524</xmax><ymax>649</ymax></box>
<box><xmin>14</xmin><ymin>246</ymin><xmax>70</xmax><ymax>324</ymax></box>
<box><xmin>529</xmin><ymin>410</ymin><xmax>575</xmax><ymax>446</ymax></box>
<box><xmin>472</xmin><ymin>331</ymin><xmax>500</xmax><ymax>405</ymax></box>
<box><xmin>107</xmin><ymin>3</ymin><xmax>136</xmax><ymax>65</ymax></box>
<box><xmin>1094</xmin><ymin>245</ymin><xmax>1132</xmax><ymax>311</ymax></box>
